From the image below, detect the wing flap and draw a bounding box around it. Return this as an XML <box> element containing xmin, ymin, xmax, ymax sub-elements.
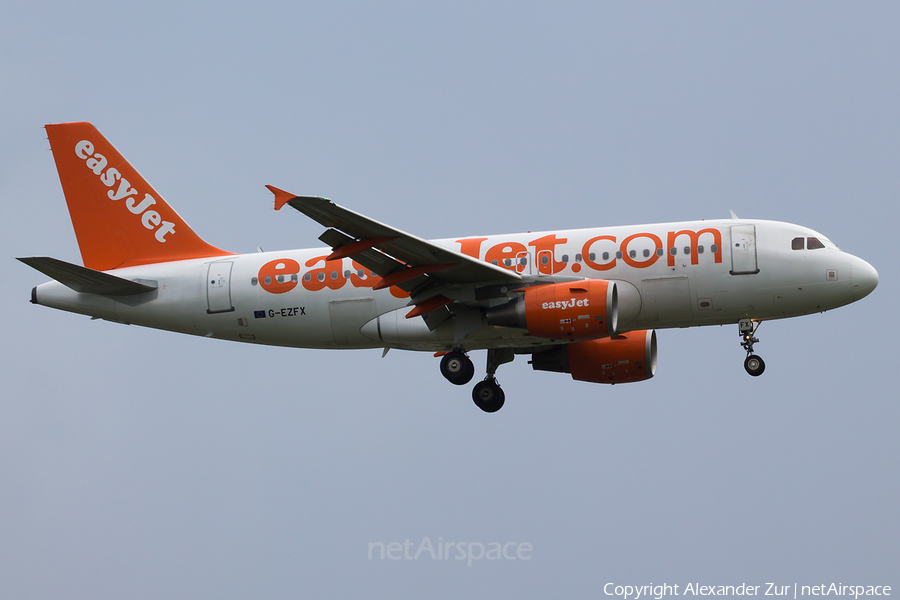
<box><xmin>318</xmin><ymin>228</ymin><xmax>401</xmax><ymax>275</ymax></box>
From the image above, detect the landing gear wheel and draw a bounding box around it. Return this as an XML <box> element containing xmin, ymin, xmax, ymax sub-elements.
<box><xmin>738</xmin><ymin>320</ymin><xmax>765</xmax><ymax>377</ymax></box>
<box><xmin>440</xmin><ymin>350</ymin><xmax>475</xmax><ymax>385</ymax></box>
<box><xmin>744</xmin><ymin>354</ymin><xmax>766</xmax><ymax>377</ymax></box>
<box><xmin>472</xmin><ymin>379</ymin><xmax>505</xmax><ymax>413</ymax></box>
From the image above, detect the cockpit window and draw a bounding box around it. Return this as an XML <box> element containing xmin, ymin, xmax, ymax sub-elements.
<box><xmin>807</xmin><ymin>237</ymin><xmax>825</xmax><ymax>250</ymax></box>
<box><xmin>820</xmin><ymin>237</ymin><xmax>840</xmax><ymax>250</ymax></box>
<box><xmin>791</xmin><ymin>237</ymin><xmax>804</xmax><ymax>250</ymax></box>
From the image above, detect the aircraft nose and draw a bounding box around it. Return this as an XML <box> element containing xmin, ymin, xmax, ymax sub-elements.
<box><xmin>853</xmin><ymin>257</ymin><xmax>878</xmax><ymax>299</ymax></box>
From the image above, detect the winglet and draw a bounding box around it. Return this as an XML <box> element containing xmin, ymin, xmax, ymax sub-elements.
<box><xmin>266</xmin><ymin>185</ymin><xmax>298</xmax><ymax>211</ymax></box>
<box><xmin>730</xmin><ymin>209</ymin><xmax>740</xmax><ymax>220</ymax></box>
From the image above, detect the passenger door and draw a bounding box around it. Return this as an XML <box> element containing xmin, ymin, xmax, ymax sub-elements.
<box><xmin>207</xmin><ymin>261</ymin><xmax>234</xmax><ymax>313</ymax></box>
<box><xmin>730</xmin><ymin>225</ymin><xmax>759</xmax><ymax>275</ymax></box>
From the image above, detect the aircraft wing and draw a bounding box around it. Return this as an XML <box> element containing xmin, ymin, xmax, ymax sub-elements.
<box><xmin>268</xmin><ymin>186</ymin><xmax>523</xmax><ymax>316</ymax></box>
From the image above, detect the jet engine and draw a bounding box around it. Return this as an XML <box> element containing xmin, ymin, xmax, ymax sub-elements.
<box><xmin>529</xmin><ymin>330</ymin><xmax>657</xmax><ymax>384</ymax></box>
<box><xmin>485</xmin><ymin>280</ymin><xmax>618</xmax><ymax>340</ymax></box>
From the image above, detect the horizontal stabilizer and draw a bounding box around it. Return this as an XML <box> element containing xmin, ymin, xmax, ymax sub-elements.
<box><xmin>17</xmin><ymin>257</ymin><xmax>157</xmax><ymax>296</ymax></box>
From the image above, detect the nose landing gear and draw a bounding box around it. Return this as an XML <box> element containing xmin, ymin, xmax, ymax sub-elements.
<box><xmin>739</xmin><ymin>319</ymin><xmax>766</xmax><ymax>376</ymax></box>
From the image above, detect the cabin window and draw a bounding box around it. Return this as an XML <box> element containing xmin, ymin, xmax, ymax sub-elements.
<box><xmin>540</xmin><ymin>255</ymin><xmax>549</xmax><ymax>265</ymax></box>
<box><xmin>683</xmin><ymin>246</ymin><xmax>690</xmax><ymax>255</ymax></box>
<box><xmin>616</xmin><ymin>251</ymin><xmax>623</xmax><ymax>259</ymax></box>
<box><xmin>277</xmin><ymin>275</ymin><xmax>284</xmax><ymax>283</ymax></box>
<box><xmin>792</xmin><ymin>237</ymin><xmax>804</xmax><ymax>250</ymax></box>
<box><xmin>656</xmin><ymin>248</ymin><xmax>664</xmax><ymax>256</ymax></box>
<box><xmin>264</xmin><ymin>276</ymin><xmax>272</xmax><ymax>285</ymax></box>
<box><xmin>251</xmin><ymin>277</ymin><xmax>258</xmax><ymax>286</ymax></box>
<box><xmin>304</xmin><ymin>273</ymin><xmax>311</xmax><ymax>282</ymax></box>
<box><xmin>504</xmin><ymin>259</ymin><xmax>512</xmax><ymax>267</ymax></box>
<box><xmin>669</xmin><ymin>247</ymin><xmax>677</xmax><ymax>256</ymax></box>
<box><xmin>291</xmin><ymin>274</ymin><xmax>298</xmax><ymax>282</ymax></box>
<box><xmin>711</xmin><ymin>244</ymin><xmax>718</xmax><ymax>253</ymax></box>
<box><xmin>491</xmin><ymin>260</ymin><xmax>498</xmax><ymax>266</ymax></box>
<box><xmin>317</xmin><ymin>273</ymin><xmax>325</xmax><ymax>282</ymax></box>
<box><xmin>344</xmin><ymin>270</ymin><xmax>351</xmax><ymax>278</ymax></box>
<box><xmin>575</xmin><ymin>254</ymin><xmax>582</xmax><ymax>262</ymax></box>
<box><xmin>357</xmin><ymin>269</ymin><xmax>365</xmax><ymax>278</ymax></box>
<box><xmin>602</xmin><ymin>252</ymin><xmax>609</xmax><ymax>260</ymax></box>
<box><xmin>629</xmin><ymin>250</ymin><xmax>636</xmax><ymax>258</ymax></box>
<box><xmin>589</xmin><ymin>253</ymin><xmax>596</xmax><ymax>261</ymax></box>
<box><xmin>698</xmin><ymin>245</ymin><xmax>704</xmax><ymax>254</ymax></box>
<box><xmin>561</xmin><ymin>254</ymin><xmax>569</xmax><ymax>263</ymax></box>
<box><xmin>330</xmin><ymin>271</ymin><xmax>338</xmax><ymax>280</ymax></box>
<box><xmin>807</xmin><ymin>237</ymin><xmax>825</xmax><ymax>250</ymax></box>
<box><xmin>642</xmin><ymin>249</ymin><xmax>650</xmax><ymax>258</ymax></box>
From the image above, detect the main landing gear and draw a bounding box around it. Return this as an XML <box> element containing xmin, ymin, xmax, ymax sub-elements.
<box><xmin>473</xmin><ymin>380</ymin><xmax>504</xmax><ymax>413</ymax></box>
<box><xmin>439</xmin><ymin>347</ymin><xmax>513</xmax><ymax>413</ymax></box>
<box><xmin>738</xmin><ymin>318</ymin><xmax>766</xmax><ymax>377</ymax></box>
<box><xmin>440</xmin><ymin>349</ymin><xmax>475</xmax><ymax>385</ymax></box>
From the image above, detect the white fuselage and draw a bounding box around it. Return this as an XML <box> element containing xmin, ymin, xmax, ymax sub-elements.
<box><xmin>33</xmin><ymin>219</ymin><xmax>878</xmax><ymax>352</ymax></box>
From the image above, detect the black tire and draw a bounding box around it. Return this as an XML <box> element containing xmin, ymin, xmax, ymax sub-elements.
<box><xmin>744</xmin><ymin>354</ymin><xmax>766</xmax><ymax>377</ymax></box>
<box><xmin>472</xmin><ymin>379</ymin><xmax>505</xmax><ymax>413</ymax></box>
<box><xmin>440</xmin><ymin>351</ymin><xmax>475</xmax><ymax>385</ymax></box>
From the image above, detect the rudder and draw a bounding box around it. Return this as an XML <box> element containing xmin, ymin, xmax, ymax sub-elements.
<box><xmin>46</xmin><ymin>122</ymin><xmax>232</xmax><ymax>271</ymax></box>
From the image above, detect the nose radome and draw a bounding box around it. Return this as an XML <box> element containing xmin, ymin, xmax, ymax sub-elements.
<box><xmin>853</xmin><ymin>257</ymin><xmax>878</xmax><ymax>299</ymax></box>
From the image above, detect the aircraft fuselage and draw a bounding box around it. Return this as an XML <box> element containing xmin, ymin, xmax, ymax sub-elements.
<box><xmin>33</xmin><ymin>218</ymin><xmax>878</xmax><ymax>352</ymax></box>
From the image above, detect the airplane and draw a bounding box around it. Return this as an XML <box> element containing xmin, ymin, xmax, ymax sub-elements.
<box><xmin>19</xmin><ymin>122</ymin><xmax>879</xmax><ymax>412</ymax></box>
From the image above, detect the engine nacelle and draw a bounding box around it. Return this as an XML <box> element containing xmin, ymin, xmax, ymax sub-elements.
<box><xmin>530</xmin><ymin>330</ymin><xmax>657</xmax><ymax>384</ymax></box>
<box><xmin>485</xmin><ymin>280</ymin><xmax>618</xmax><ymax>341</ymax></box>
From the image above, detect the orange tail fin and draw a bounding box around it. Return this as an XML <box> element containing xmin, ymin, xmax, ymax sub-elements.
<box><xmin>46</xmin><ymin>122</ymin><xmax>232</xmax><ymax>271</ymax></box>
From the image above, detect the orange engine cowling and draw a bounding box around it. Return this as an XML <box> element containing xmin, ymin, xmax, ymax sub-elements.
<box><xmin>485</xmin><ymin>280</ymin><xmax>617</xmax><ymax>341</ymax></box>
<box><xmin>530</xmin><ymin>330</ymin><xmax>657</xmax><ymax>384</ymax></box>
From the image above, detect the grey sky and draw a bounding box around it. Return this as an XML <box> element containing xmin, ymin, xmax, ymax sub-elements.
<box><xmin>1</xmin><ymin>2</ymin><xmax>897</xmax><ymax>598</ymax></box>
